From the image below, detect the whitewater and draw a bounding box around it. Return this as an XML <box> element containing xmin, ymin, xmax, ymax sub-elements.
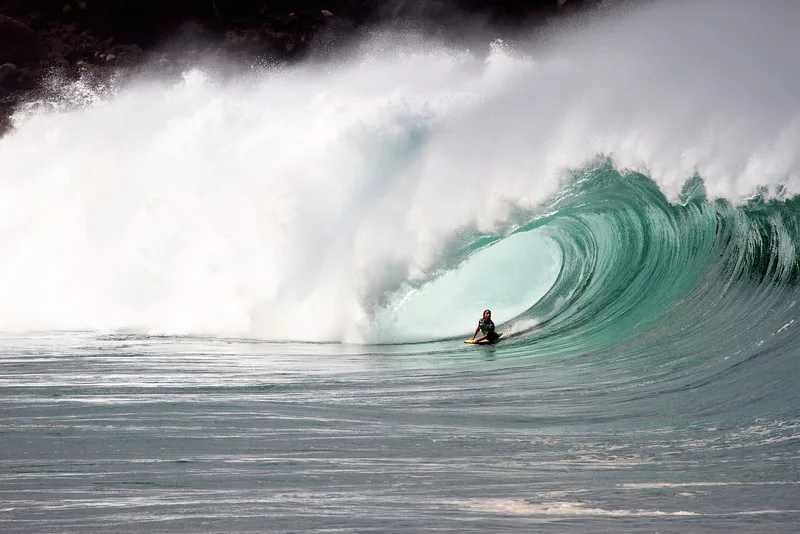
<box><xmin>1</xmin><ymin>0</ymin><xmax>799</xmax><ymax>532</ymax></box>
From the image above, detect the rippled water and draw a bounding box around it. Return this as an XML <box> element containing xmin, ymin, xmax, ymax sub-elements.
<box><xmin>1</xmin><ymin>331</ymin><xmax>797</xmax><ymax>532</ymax></box>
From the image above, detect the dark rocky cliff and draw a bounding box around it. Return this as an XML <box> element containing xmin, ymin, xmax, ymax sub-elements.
<box><xmin>0</xmin><ymin>0</ymin><xmax>604</xmax><ymax>135</ymax></box>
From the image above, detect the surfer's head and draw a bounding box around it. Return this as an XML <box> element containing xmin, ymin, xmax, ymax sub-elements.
<box><xmin>483</xmin><ymin>309</ymin><xmax>491</xmax><ymax>320</ymax></box>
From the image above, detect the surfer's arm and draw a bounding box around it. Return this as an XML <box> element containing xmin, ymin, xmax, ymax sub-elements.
<box><xmin>471</xmin><ymin>326</ymin><xmax>481</xmax><ymax>340</ymax></box>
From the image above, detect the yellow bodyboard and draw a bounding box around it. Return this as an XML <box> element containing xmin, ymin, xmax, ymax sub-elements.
<box><xmin>464</xmin><ymin>333</ymin><xmax>503</xmax><ymax>344</ymax></box>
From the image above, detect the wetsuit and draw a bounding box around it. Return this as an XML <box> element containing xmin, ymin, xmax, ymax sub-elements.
<box><xmin>478</xmin><ymin>317</ymin><xmax>499</xmax><ymax>341</ymax></box>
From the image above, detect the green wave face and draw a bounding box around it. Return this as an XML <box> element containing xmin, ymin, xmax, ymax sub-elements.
<box><xmin>387</xmin><ymin>161</ymin><xmax>799</xmax><ymax>383</ymax></box>
<box><xmin>519</xmin><ymin>161</ymin><xmax>722</xmax><ymax>354</ymax></box>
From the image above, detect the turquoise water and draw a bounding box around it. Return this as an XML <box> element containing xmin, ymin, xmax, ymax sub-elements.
<box><xmin>1</xmin><ymin>0</ymin><xmax>799</xmax><ymax>531</ymax></box>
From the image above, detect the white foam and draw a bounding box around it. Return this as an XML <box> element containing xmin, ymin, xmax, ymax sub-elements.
<box><xmin>0</xmin><ymin>0</ymin><xmax>797</xmax><ymax>339</ymax></box>
<box><xmin>446</xmin><ymin>499</ymin><xmax>698</xmax><ymax>516</ymax></box>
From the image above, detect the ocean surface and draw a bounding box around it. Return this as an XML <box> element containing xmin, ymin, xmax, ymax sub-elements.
<box><xmin>1</xmin><ymin>0</ymin><xmax>799</xmax><ymax>531</ymax></box>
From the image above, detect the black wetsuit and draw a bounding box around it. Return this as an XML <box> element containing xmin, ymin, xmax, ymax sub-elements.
<box><xmin>478</xmin><ymin>318</ymin><xmax>499</xmax><ymax>341</ymax></box>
